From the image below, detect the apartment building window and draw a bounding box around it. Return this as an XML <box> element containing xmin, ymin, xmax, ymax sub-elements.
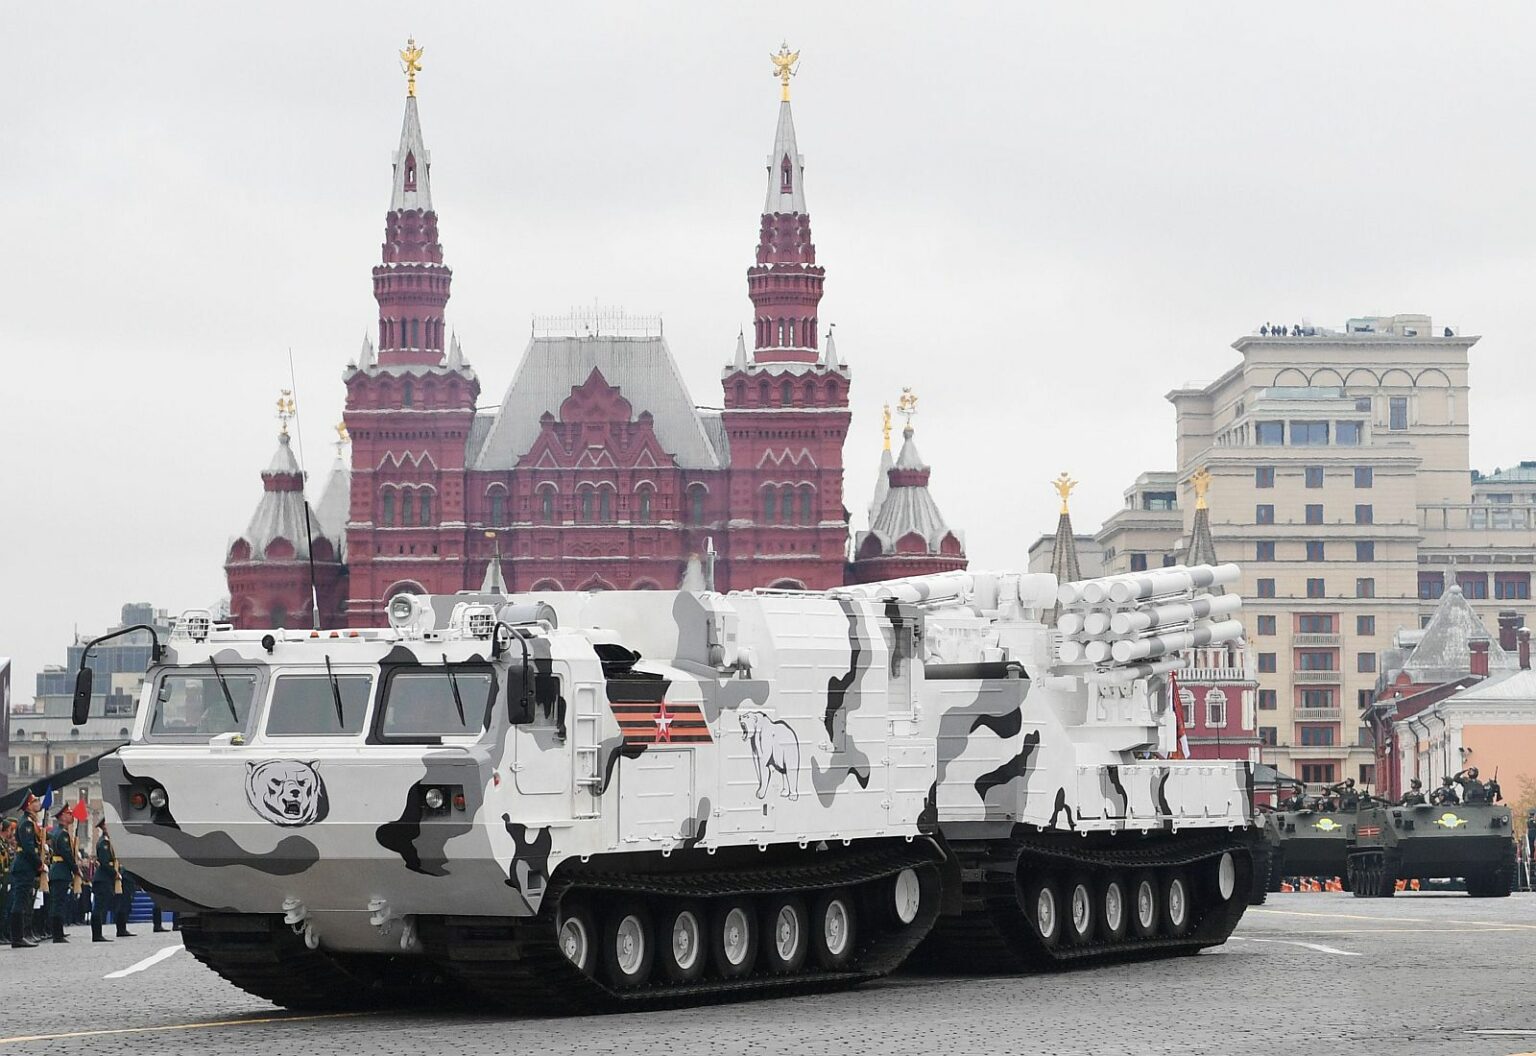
<box><xmin>1306</xmin><ymin>541</ymin><xmax>1326</xmax><ymax>561</ymax></box>
<box><xmin>1300</xmin><ymin>689</ymin><xmax>1335</xmax><ymax>709</ymax></box>
<box><xmin>1143</xmin><ymin>491</ymin><xmax>1177</xmax><ymax>511</ymax></box>
<box><xmin>1257</xmin><ymin>421</ymin><xmax>1285</xmax><ymax>446</ymax></box>
<box><xmin>1299</xmin><ymin>725</ymin><xmax>1337</xmax><ymax>747</ymax></box>
<box><xmin>1301</xmin><ymin>763</ymin><xmax>1337</xmax><ymax>784</ymax></box>
<box><xmin>1255</xmin><ymin>504</ymin><xmax>1275</xmax><ymax>525</ymax></box>
<box><xmin>1259</xmin><ymin>726</ymin><xmax>1277</xmax><ymax>747</ymax></box>
<box><xmin>1306</xmin><ymin>504</ymin><xmax>1324</xmax><ymax>525</ymax></box>
<box><xmin>1355</xmin><ymin>467</ymin><xmax>1373</xmax><ymax>488</ymax></box>
<box><xmin>1256</xmin><ymin>614</ymin><xmax>1276</xmax><ymax>635</ymax></box>
<box><xmin>1337</xmin><ymin>421</ymin><xmax>1363</xmax><ymax>445</ymax></box>
<box><xmin>1357</xmin><ymin>614</ymin><xmax>1375</xmax><ymax>635</ymax></box>
<box><xmin>1130</xmin><ymin>553</ymin><xmax>1149</xmax><ymax>572</ymax></box>
<box><xmin>1355</xmin><ymin>504</ymin><xmax>1373</xmax><ymax>525</ymax></box>
<box><xmin>1359</xmin><ymin>764</ymin><xmax>1376</xmax><ymax>785</ymax></box>
<box><xmin>1258</xmin><ymin>689</ymin><xmax>1278</xmax><ymax>710</ymax></box>
<box><xmin>1255</xmin><ymin>541</ymin><xmax>1275</xmax><ymax>562</ymax></box>
<box><xmin>1258</xmin><ymin>653</ymin><xmax>1277</xmax><ymax>673</ymax></box>
<box><xmin>1162</xmin><ymin>554</ymin><xmax>1178</xmax><ymax>567</ymax></box>
<box><xmin>1258</xmin><ymin>578</ymin><xmax>1276</xmax><ymax>598</ymax></box>
<box><xmin>1356</xmin><ymin>541</ymin><xmax>1375</xmax><ymax>562</ymax></box>
<box><xmin>1418</xmin><ymin>571</ymin><xmax>1445</xmax><ymax>600</ymax></box>
<box><xmin>1256</xmin><ymin>466</ymin><xmax>1275</xmax><ymax>488</ymax></box>
<box><xmin>1494</xmin><ymin>572</ymin><xmax>1532</xmax><ymax>600</ymax></box>
<box><xmin>1297</xmin><ymin>650</ymin><xmax>1336</xmax><ymax>671</ymax></box>
<box><xmin>1457</xmin><ymin>572</ymin><xmax>1489</xmax><ymax>600</ymax></box>
<box><xmin>1357</xmin><ymin>652</ymin><xmax>1377</xmax><ymax>673</ymax></box>
<box><xmin>1356</xmin><ymin>577</ymin><xmax>1376</xmax><ymax>599</ymax></box>
<box><xmin>1358</xmin><ymin>689</ymin><xmax>1375</xmax><ymax>709</ymax></box>
<box><xmin>1389</xmin><ymin>397</ymin><xmax>1408</xmax><ymax>431</ymax></box>
<box><xmin>1307</xmin><ymin>578</ymin><xmax>1326</xmax><ymax>598</ymax></box>
<box><xmin>1297</xmin><ymin>613</ymin><xmax>1334</xmax><ymax>633</ymax></box>
<box><xmin>1291</xmin><ymin>421</ymin><xmax>1329</xmax><ymax>446</ymax></box>
<box><xmin>1305</xmin><ymin>467</ymin><xmax>1324</xmax><ymax>488</ymax></box>
<box><xmin>1206</xmin><ymin>688</ymin><xmax>1228</xmax><ymax>728</ymax></box>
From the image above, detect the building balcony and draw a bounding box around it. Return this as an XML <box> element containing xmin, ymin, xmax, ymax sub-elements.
<box><xmin>1294</xmin><ymin>707</ymin><xmax>1343</xmax><ymax>722</ymax></box>
<box><xmin>1180</xmin><ymin>667</ymin><xmax>1254</xmax><ymax>683</ymax></box>
<box><xmin>1293</xmin><ymin>633</ymin><xmax>1342</xmax><ymax>647</ymax></box>
<box><xmin>1292</xmin><ymin>670</ymin><xmax>1342</xmax><ymax>684</ymax></box>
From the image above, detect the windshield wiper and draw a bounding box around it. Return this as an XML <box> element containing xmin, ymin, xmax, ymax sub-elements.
<box><xmin>441</xmin><ymin>653</ymin><xmax>466</xmax><ymax>727</ymax></box>
<box><xmin>207</xmin><ymin>655</ymin><xmax>240</xmax><ymax>724</ymax></box>
<box><xmin>324</xmin><ymin>655</ymin><xmax>345</xmax><ymax>729</ymax></box>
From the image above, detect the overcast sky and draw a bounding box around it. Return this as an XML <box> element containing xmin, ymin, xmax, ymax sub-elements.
<box><xmin>6</xmin><ymin>3</ymin><xmax>1536</xmax><ymax>698</ymax></box>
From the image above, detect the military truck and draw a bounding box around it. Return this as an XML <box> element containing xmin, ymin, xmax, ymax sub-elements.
<box><xmin>1348</xmin><ymin>800</ymin><xmax>1515</xmax><ymax>897</ymax></box>
<box><xmin>77</xmin><ymin>564</ymin><xmax>1262</xmax><ymax>1011</ymax></box>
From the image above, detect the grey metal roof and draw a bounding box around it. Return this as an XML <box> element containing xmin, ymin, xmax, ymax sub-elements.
<box><xmin>860</xmin><ymin>427</ymin><xmax>960</xmax><ymax>555</ymax></box>
<box><xmin>472</xmin><ymin>336</ymin><xmax>723</xmax><ymax>470</ymax></box>
<box><xmin>391</xmin><ymin>94</ymin><xmax>432</xmax><ymax>212</ymax></box>
<box><xmin>234</xmin><ymin>434</ymin><xmax>335</xmax><ymax>562</ymax></box>
<box><xmin>314</xmin><ymin>455</ymin><xmax>351</xmax><ymax>562</ymax></box>
<box><xmin>698</xmin><ymin>411</ymin><xmax>730</xmax><ymax>465</ymax></box>
<box><xmin>465</xmin><ymin>410</ymin><xmax>497</xmax><ymax>466</ymax></box>
<box><xmin>764</xmin><ymin>99</ymin><xmax>807</xmax><ymax>215</ymax></box>
<box><xmin>1446</xmin><ymin>667</ymin><xmax>1536</xmax><ymax>702</ymax></box>
<box><xmin>866</xmin><ymin>447</ymin><xmax>893</xmax><ymax>529</ymax></box>
<box><xmin>1401</xmin><ymin>585</ymin><xmax>1517</xmax><ymax>684</ymax></box>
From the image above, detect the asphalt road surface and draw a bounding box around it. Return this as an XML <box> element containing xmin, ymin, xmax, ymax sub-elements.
<box><xmin>2</xmin><ymin>894</ymin><xmax>1533</xmax><ymax>1056</ymax></box>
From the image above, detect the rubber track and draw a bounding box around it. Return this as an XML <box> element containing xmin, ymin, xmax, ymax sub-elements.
<box><xmin>916</xmin><ymin>828</ymin><xmax>1255</xmax><ymax>973</ymax></box>
<box><xmin>418</xmin><ymin>840</ymin><xmax>945</xmax><ymax>1014</ymax></box>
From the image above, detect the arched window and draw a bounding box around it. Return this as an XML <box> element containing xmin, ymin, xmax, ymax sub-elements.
<box><xmin>401</xmin><ymin>490</ymin><xmax>415</xmax><ymax>526</ymax></box>
<box><xmin>270</xmin><ymin>605</ymin><xmax>289</xmax><ymax>629</ymax></box>
<box><xmin>787</xmin><ymin>319</ymin><xmax>796</xmax><ymax>345</ymax></box>
<box><xmin>734</xmin><ymin>381</ymin><xmax>746</xmax><ymax>405</ymax></box>
<box><xmin>776</xmin><ymin>320</ymin><xmax>785</xmax><ymax>346</ymax></box>
<box><xmin>780</xmin><ymin>489</ymin><xmax>794</xmax><ymax>522</ymax></box>
<box><xmin>404</xmin><ymin>151</ymin><xmax>417</xmax><ymax>191</ymax></box>
<box><xmin>489</xmin><ymin>491</ymin><xmax>506</xmax><ymax>526</ymax></box>
<box><xmin>580</xmin><ymin>489</ymin><xmax>594</xmax><ymax>523</ymax></box>
<box><xmin>1178</xmin><ymin>688</ymin><xmax>1196</xmax><ymax>729</ymax></box>
<box><xmin>781</xmin><ymin>381</ymin><xmax>793</xmax><ymax>406</ymax></box>
<box><xmin>688</xmin><ymin>485</ymin><xmax>706</xmax><ymax>525</ymax></box>
<box><xmin>758</xmin><ymin>380</ymin><xmax>770</xmax><ymax>405</ymax></box>
<box><xmin>381</xmin><ymin>490</ymin><xmax>395</xmax><ymax>525</ymax></box>
<box><xmin>799</xmin><ymin>486</ymin><xmax>814</xmax><ymax>524</ymax></box>
<box><xmin>539</xmin><ymin>486</ymin><xmax>556</xmax><ymax>523</ymax></box>
<box><xmin>411</xmin><ymin>318</ymin><xmax>421</xmax><ymax>347</ymax></box>
<box><xmin>781</xmin><ymin>155</ymin><xmax>793</xmax><ymax>193</ymax></box>
<box><xmin>402</xmin><ymin>380</ymin><xmax>414</xmax><ymax>407</ymax></box>
<box><xmin>762</xmin><ymin>486</ymin><xmax>776</xmax><ymax>523</ymax></box>
<box><xmin>636</xmin><ymin>486</ymin><xmax>653</xmax><ymax>524</ymax></box>
<box><xmin>598</xmin><ymin>488</ymin><xmax>612</xmax><ymax>523</ymax></box>
<box><xmin>418</xmin><ymin>491</ymin><xmax>432</xmax><ymax>526</ymax></box>
<box><xmin>1206</xmin><ymin>688</ymin><xmax>1228</xmax><ymax>728</ymax></box>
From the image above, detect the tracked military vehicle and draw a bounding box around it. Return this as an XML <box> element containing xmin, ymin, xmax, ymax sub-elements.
<box><xmin>1264</xmin><ymin>806</ymin><xmax>1353</xmax><ymax>890</ymax></box>
<box><xmin>81</xmin><ymin>563</ymin><xmax>1261</xmax><ymax>1011</ymax></box>
<box><xmin>1348</xmin><ymin>800</ymin><xmax>1515</xmax><ymax>897</ymax></box>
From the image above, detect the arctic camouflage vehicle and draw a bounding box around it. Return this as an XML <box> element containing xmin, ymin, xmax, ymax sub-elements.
<box><xmin>1348</xmin><ymin>800</ymin><xmax>1515</xmax><ymax>898</ymax></box>
<box><xmin>79</xmin><ymin>563</ymin><xmax>1262</xmax><ymax>1011</ymax></box>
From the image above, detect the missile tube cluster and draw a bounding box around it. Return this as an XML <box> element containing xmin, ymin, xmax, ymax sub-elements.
<box><xmin>1056</xmin><ymin>563</ymin><xmax>1244</xmax><ymax>672</ymax></box>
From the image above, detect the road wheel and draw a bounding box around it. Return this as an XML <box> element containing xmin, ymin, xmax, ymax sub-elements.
<box><xmin>1097</xmin><ymin>874</ymin><xmax>1130</xmax><ymax>942</ymax></box>
<box><xmin>1214</xmin><ymin>852</ymin><xmax>1237</xmax><ymax>902</ymax></box>
<box><xmin>1023</xmin><ymin>875</ymin><xmax>1063</xmax><ymax>950</ymax></box>
<box><xmin>1266</xmin><ymin>853</ymin><xmax>1285</xmax><ymax>893</ymax></box>
<box><xmin>810</xmin><ymin>889</ymin><xmax>857</xmax><ymax>970</ymax></box>
<box><xmin>1159</xmin><ymin>869</ymin><xmax>1192</xmax><ymax>938</ymax></box>
<box><xmin>888</xmin><ymin>867</ymin><xmax>923</xmax><ymax>928</ymax></box>
<box><xmin>600</xmin><ymin>901</ymin><xmax>654</xmax><ymax>989</ymax></box>
<box><xmin>657</xmin><ymin>902</ymin><xmax>707</xmax><ymax>983</ymax></box>
<box><xmin>1129</xmin><ymin>871</ymin><xmax>1158</xmax><ymax>939</ymax></box>
<box><xmin>759</xmin><ymin>895</ymin><xmax>809</xmax><ymax>974</ymax></box>
<box><xmin>556</xmin><ymin>901</ymin><xmax>597</xmax><ymax>977</ymax></box>
<box><xmin>710</xmin><ymin>898</ymin><xmax>757</xmax><ymax>979</ymax></box>
<box><xmin>1346</xmin><ymin>855</ymin><xmax>1370</xmax><ymax>898</ymax></box>
<box><xmin>1064</xmin><ymin>875</ymin><xmax>1094</xmax><ymax>945</ymax></box>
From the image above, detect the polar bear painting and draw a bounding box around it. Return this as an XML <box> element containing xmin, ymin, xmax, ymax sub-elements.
<box><xmin>739</xmin><ymin>710</ymin><xmax>800</xmax><ymax>801</ymax></box>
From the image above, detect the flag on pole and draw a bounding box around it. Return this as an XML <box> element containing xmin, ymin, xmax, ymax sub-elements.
<box><xmin>1169</xmin><ymin>672</ymin><xmax>1190</xmax><ymax>760</ymax></box>
<box><xmin>40</xmin><ymin>786</ymin><xmax>54</xmax><ymax>811</ymax></box>
<box><xmin>70</xmin><ymin>800</ymin><xmax>89</xmax><ymax>823</ymax></box>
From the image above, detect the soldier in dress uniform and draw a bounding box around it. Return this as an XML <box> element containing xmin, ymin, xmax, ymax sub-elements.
<box><xmin>46</xmin><ymin>805</ymin><xmax>77</xmax><ymax>943</ymax></box>
<box><xmin>115</xmin><ymin>868</ymin><xmax>138</xmax><ymax>937</ymax></box>
<box><xmin>1400</xmin><ymin>778</ymin><xmax>1427</xmax><ymax>806</ymax></box>
<box><xmin>0</xmin><ymin>818</ymin><xmax>15</xmax><ymax>922</ymax></box>
<box><xmin>91</xmin><ymin>818</ymin><xmax>120</xmax><ymax>943</ymax></box>
<box><xmin>8</xmin><ymin>793</ymin><xmax>44</xmax><ymax>948</ymax></box>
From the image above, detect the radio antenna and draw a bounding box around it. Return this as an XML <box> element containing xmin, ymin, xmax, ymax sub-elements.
<box><xmin>287</xmin><ymin>347</ymin><xmax>322</xmax><ymax>630</ymax></box>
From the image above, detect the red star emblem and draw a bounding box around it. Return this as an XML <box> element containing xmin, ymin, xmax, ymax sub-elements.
<box><xmin>653</xmin><ymin>701</ymin><xmax>675</xmax><ymax>743</ymax></box>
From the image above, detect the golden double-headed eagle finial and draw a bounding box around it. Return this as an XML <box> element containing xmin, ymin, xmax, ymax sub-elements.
<box><xmin>400</xmin><ymin>37</ymin><xmax>424</xmax><ymax>97</ymax></box>
<box><xmin>771</xmin><ymin>42</ymin><xmax>799</xmax><ymax>101</ymax></box>
<box><xmin>334</xmin><ymin>421</ymin><xmax>350</xmax><ymax>454</ymax></box>
<box><xmin>1053</xmin><ymin>472</ymin><xmax>1078</xmax><ymax>515</ymax></box>
<box><xmin>1191</xmin><ymin>466</ymin><xmax>1212</xmax><ymax>510</ymax></box>
<box><xmin>881</xmin><ymin>403</ymin><xmax>892</xmax><ymax>452</ymax></box>
<box><xmin>896</xmin><ymin>387</ymin><xmax>918</xmax><ymax>427</ymax></box>
<box><xmin>276</xmin><ymin>390</ymin><xmax>296</xmax><ymax>436</ymax></box>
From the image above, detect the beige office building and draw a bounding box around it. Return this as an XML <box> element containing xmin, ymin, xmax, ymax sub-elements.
<box><xmin>1076</xmin><ymin>314</ymin><xmax>1536</xmax><ymax>788</ymax></box>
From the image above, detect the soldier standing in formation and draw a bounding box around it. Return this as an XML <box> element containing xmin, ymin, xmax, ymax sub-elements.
<box><xmin>0</xmin><ymin>819</ymin><xmax>15</xmax><ymax>923</ymax></box>
<box><xmin>1400</xmin><ymin>778</ymin><xmax>1427</xmax><ymax>806</ymax></box>
<box><xmin>1453</xmin><ymin>767</ymin><xmax>1488</xmax><ymax>804</ymax></box>
<box><xmin>46</xmin><ymin>805</ymin><xmax>77</xmax><ymax>943</ymax></box>
<box><xmin>91</xmin><ymin>818</ymin><xmax>120</xmax><ymax>943</ymax></box>
<box><xmin>8</xmin><ymin>793</ymin><xmax>45</xmax><ymax>949</ymax></box>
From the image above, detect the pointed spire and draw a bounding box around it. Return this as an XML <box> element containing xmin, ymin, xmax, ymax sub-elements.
<box><xmin>479</xmin><ymin>553</ymin><xmax>508</xmax><ymax>594</ymax></box>
<box><xmin>358</xmin><ymin>332</ymin><xmax>376</xmax><ymax>369</ymax></box>
<box><xmin>447</xmin><ymin>331</ymin><xmax>464</xmax><ymax>369</ymax></box>
<box><xmin>1048</xmin><ymin>474</ymin><xmax>1082</xmax><ymax>622</ymax></box>
<box><xmin>764</xmin><ymin>97</ymin><xmax>808</xmax><ymax>215</ymax></box>
<box><xmin>867</xmin><ymin>405</ymin><xmax>894</xmax><ymax>529</ymax></box>
<box><xmin>391</xmin><ymin>93</ymin><xmax>433</xmax><ymax>212</ymax></box>
<box><xmin>1187</xmin><ymin>467</ymin><xmax>1220</xmax><ymax>569</ymax></box>
<box><xmin>733</xmin><ymin>329</ymin><xmax>748</xmax><ymax>370</ymax></box>
<box><xmin>823</xmin><ymin>325</ymin><xmax>840</xmax><ymax>369</ymax></box>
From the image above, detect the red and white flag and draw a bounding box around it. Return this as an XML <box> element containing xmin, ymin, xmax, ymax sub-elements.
<box><xmin>1169</xmin><ymin>672</ymin><xmax>1190</xmax><ymax>760</ymax></box>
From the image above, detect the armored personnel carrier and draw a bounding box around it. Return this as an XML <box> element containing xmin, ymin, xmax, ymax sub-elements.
<box><xmin>80</xmin><ymin>564</ymin><xmax>1261</xmax><ymax>1011</ymax></box>
<box><xmin>1348</xmin><ymin>800</ymin><xmax>1515</xmax><ymax>897</ymax></box>
<box><xmin>1264</xmin><ymin>806</ymin><xmax>1353</xmax><ymax>890</ymax></box>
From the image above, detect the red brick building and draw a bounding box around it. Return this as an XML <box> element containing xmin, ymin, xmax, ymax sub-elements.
<box><xmin>227</xmin><ymin>65</ymin><xmax>965</xmax><ymax>628</ymax></box>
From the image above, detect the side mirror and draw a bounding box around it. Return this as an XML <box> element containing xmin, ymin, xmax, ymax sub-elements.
<box><xmin>72</xmin><ymin>667</ymin><xmax>94</xmax><ymax>725</ymax></box>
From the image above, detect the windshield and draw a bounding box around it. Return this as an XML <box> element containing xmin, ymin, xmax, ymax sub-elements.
<box><xmin>265</xmin><ymin>674</ymin><xmax>372</xmax><ymax>736</ymax></box>
<box><xmin>149</xmin><ymin>671</ymin><xmax>258</xmax><ymax>738</ymax></box>
<box><xmin>379</xmin><ymin>668</ymin><xmax>494</xmax><ymax>739</ymax></box>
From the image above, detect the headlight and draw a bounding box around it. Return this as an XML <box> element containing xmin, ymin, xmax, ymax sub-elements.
<box><xmin>423</xmin><ymin>787</ymin><xmax>445</xmax><ymax>811</ymax></box>
<box><xmin>147</xmin><ymin>788</ymin><xmax>168</xmax><ymax>810</ymax></box>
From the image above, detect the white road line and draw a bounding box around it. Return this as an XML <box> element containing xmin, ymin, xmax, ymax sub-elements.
<box><xmin>104</xmin><ymin>943</ymin><xmax>183</xmax><ymax>979</ymax></box>
<box><xmin>1229</xmin><ymin>936</ymin><xmax>1360</xmax><ymax>957</ymax></box>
